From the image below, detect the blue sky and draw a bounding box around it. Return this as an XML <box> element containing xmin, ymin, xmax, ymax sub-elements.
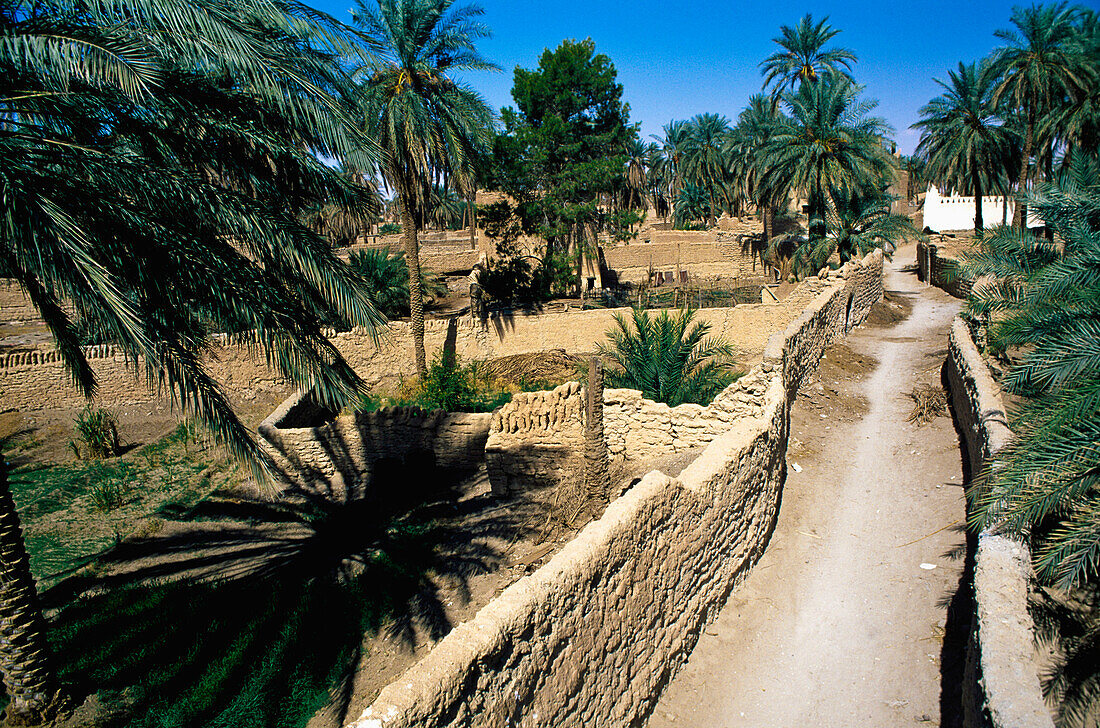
<box><xmin>316</xmin><ymin>0</ymin><xmax>1097</xmax><ymax>155</ymax></box>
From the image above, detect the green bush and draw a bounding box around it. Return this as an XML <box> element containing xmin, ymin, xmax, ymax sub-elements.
<box><xmin>70</xmin><ymin>406</ymin><xmax>120</xmax><ymax>459</ymax></box>
<box><xmin>347</xmin><ymin>247</ymin><xmax>447</xmax><ymax>318</ymax></box>
<box><xmin>379</xmin><ymin>222</ymin><xmax>401</xmax><ymax>235</ymax></box>
<box><xmin>599</xmin><ymin>306</ymin><xmax>742</xmax><ymax>406</ymax></box>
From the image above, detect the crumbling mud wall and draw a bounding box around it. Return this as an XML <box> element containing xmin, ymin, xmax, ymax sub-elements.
<box><xmin>349</xmin><ymin>250</ymin><xmax>884</xmax><ymax>728</ymax></box>
<box><xmin>3</xmin><ymin>280</ymin><xmax>832</xmax><ymax>413</ymax></box>
<box><xmin>945</xmin><ymin>317</ymin><xmax>1053</xmax><ymax>728</ymax></box>
<box><xmin>258</xmin><ymin>391</ymin><xmax>491</xmax><ymax>499</ymax></box>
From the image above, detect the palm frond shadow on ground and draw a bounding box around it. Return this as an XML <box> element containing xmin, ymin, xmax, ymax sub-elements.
<box><xmin>41</xmin><ymin>468</ymin><xmax>535</xmax><ymax>728</ymax></box>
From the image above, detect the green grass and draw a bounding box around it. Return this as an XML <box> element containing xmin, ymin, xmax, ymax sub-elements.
<box><xmin>7</xmin><ymin>423</ymin><xmax>239</xmax><ymax>580</ymax></box>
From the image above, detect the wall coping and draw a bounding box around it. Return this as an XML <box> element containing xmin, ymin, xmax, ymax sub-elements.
<box><xmin>948</xmin><ymin>316</ymin><xmax>1052</xmax><ymax>728</ymax></box>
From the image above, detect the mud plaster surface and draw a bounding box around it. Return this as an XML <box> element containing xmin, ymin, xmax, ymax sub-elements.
<box><xmin>648</xmin><ymin>244</ymin><xmax>968</xmax><ymax>728</ymax></box>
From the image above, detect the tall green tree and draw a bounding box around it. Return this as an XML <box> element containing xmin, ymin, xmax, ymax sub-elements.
<box><xmin>759</xmin><ymin>74</ymin><xmax>893</xmax><ymax>250</ymax></box>
<box><xmin>1</xmin><ymin>0</ymin><xmax>385</xmax><ymax>719</ymax></box>
<box><xmin>680</xmin><ymin>113</ymin><xmax>734</xmax><ymax>223</ymax></box>
<box><xmin>989</xmin><ymin>2</ymin><xmax>1092</xmax><ymax>229</ymax></box>
<box><xmin>493</xmin><ymin>38</ymin><xmax>636</xmax><ymax>295</ymax></box>
<box><xmin>729</xmin><ymin>94</ymin><xmax>786</xmax><ymax>239</ymax></box>
<box><xmin>759</xmin><ymin>13</ymin><xmax>857</xmax><ymax>94</ymax></box>
<box><xmin>913</xmin><ymin>60</ymin><xmax>1013</xmax><ymax>235</ymax></box>
<box><xmin>964</xmin><ymin>154</ymin><xmax>1100</xmax><ymax>592</ymax></box>
<box><xmin>353</xmin><ymin>0</ymin><xmax>497</xmax><ymax>375</ymax></box>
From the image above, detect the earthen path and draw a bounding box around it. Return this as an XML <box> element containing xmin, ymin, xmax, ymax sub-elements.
<box><xmin>647</xmin><ymin>245</ymin><xmax>968</xmax><ymax>728</ymax></box>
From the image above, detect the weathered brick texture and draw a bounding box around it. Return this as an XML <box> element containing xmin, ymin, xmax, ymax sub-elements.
<box><xmin>945</xmin><ymin>317</ymin><xmax>1052</xmax><ymax>728</ymax></box>
<box><xmin>350</xmin><ymin>250</ymin><xmax>884</xmax><ymax>728</ymax></box>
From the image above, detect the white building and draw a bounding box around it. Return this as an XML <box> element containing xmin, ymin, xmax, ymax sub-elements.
<box><xmin>922</xmin><ymin>185</ymin><xmax>1042</xmax><ymax>232</ymax></box>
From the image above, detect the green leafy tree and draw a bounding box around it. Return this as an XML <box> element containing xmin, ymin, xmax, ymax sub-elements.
<box><xmin>760</xmin><ymin>13</ymin><xmax>857</xmax><ymax>94</ymax></box>
<box><xmin>989</xmin><ymin>2</ymin><xmax>1093</xmax><ymax>229</ymax></box>
<box><xmin>493</xmin><ymin>38</ymin><xmax>636</xmax><ymax>296</ymax></box>
<box><xmin>913</xmin><ymin>60</ymin><xmax>1014</xmax><ymax>235</ymax></box>
<box><xmin>598</xmin><ymin>307</ymin><xmax>740</xmax><ymax>407</ymax></box>
<box><xmin>963</xmin><ymin>154</ymin><xmax>1100</xmax><ymax>591</ymax></box>
<box><xmin>353</xmin><ymin>0</ymin><xmax>497</xmax><ymax>375</ymax></box>
<box><xmin>0</xmin><ymin>0</ymin><xmax>384</xmax><ymax>718</ymax></box>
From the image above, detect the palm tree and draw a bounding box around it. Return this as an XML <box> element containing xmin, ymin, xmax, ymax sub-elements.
<box><xmin>681</xmin><ymin>113</ymin><xmax>734</xmax><ymax>223</ymax></box>
<box><xmin>760</xmin><ymin>13</ymin><xmax>857</xmax><ymax>94</ymax></box>
<box><xmin>353</xmin><ymin>0</ymin><xmax>497</xmax><ymax>377</ymax></box>
<box><xmin>989</xmin><ymin>2</ymin><xmax>1092</xmax><ymax>229</ymax></box>
<box><xmin>623</xmin><ymin>138</ymin><xmax>648</xmax><ymax>212</ymax></box>
<box><xmin>730</xmin><ymin>94</ymin><xmax>786</xmax><ymax>239</ymax></box>
<box><xmin>913</xmin><ymin>60</ymin><xmax>1013</xmax><ymax>236</ymax></box>
<box><xmin>1</xmin><ymin>0</ymin><xmax>384</xmax><ymax>719</ymax></box>
<box><xmin>963</xmin><ymin>153</ymin><xmax>1100</xmax><ymax>591</ymax></box>
<box><xmin>759</xmin><ymin>74</ymin><xmax>893</xmax><ymax>247</ymax></box>
<box><xmin>653</xmin><ymin>119</ymin><xmax>692</xmax><ymax>213</ymax></box>
<box><xmin>599</xmin><ymin>307</ymin><xmax>740</xmax><ymax>407</ymax></box>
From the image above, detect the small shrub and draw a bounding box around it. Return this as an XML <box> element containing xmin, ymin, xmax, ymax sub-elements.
<box><xmin>89</xmin><ymin>478</ymin><xmax>125</xmax><ymax>512</ymax></box>
<box><xmin>379</xmin><ymin>222</ymin><xmax>401</xmax><ymax>235</ymax></box>
<box><xmin>419</xmin><ymin>351</ymin><xmax>483</xmax><ymax>412</ymax></box>
<box><xmin>71</xmin><ymin>406</ymin><xmax>120</xmax><ymax>459</ymax></box>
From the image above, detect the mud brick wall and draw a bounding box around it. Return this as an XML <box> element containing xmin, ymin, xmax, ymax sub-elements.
<box><xmin>258</xmin><ymin>391</ymin><xmax>491</xmax><ymax>498</ymax></box>
<box><xmin>945</xmin><ymin>317</ymin><xmax>1052</xmax><ymax>728</ymax></box>
<box><xmin>484</xmin><ymin>259</ymin><xmax>879</xmax><ymax>496</ymax></box>
<box><xmin>350</xmin><ymin>249</ymin><xmax>884</xmax><ymax>728</ymax></box>
<box><xmin>1</xmin><ymin>281</ymin><xmax>828</xmax><ymax>413</ymax></box>
<box><xmin>916</xmin><ymin>241</ymin><xmax>973</xmax><ymax>299</ymax></box>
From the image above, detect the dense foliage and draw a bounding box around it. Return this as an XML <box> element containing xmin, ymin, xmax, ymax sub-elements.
<box><xmin>598</xmin><ymin>307</ymin><xmax>740</xmax><ymax>407</ymax></box>
<box><xmin>485</xmin><ymin>38</ymin><xmax>638</xmax><ymax>298</ymax></box>
<box><xmin>964</xmin><ymin>157</ymin><xmax>1100</xmax><ymax>590</ymax></box>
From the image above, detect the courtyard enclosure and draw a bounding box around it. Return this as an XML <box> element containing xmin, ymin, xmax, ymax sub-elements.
<box><xmin>0</xmin><ymin>276</ymin><xmax>821</xmax><ymax>412</ymax></box>
<box><xmin>350</xmin><ymin>250</ymin><xmax>883</xmax><ymax>728</ymax></box>
<box><xmin>945</xmin><ymin>317</ymin><xmax>1053</xmax><ymax>728</ymax></box>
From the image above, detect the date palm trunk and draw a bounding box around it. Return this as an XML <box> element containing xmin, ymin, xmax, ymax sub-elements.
<box><xmin>1013</xmin><ymin>111</ymin><xmax>1034</xmax><ymax>231</ymax></box>
<box><xmin>972</xmin><ymin>169</ymin><xmax>984</xmax><ymax>237</ymax></box>
<box><xmin>400</xmin><ymin>201</ymin><xmax>427</xmax><ymax>376</ymax></box>
<box><xmin>0</xmin><ymin>456</ymin><xmax>61</xmax><ymax>725</ymax></box>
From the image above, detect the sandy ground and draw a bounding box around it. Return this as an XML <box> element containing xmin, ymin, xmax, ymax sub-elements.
<box><xmin>647</xmin><ymin>246</ymin><xmax>969</xmax><ymax>728</ymax></box>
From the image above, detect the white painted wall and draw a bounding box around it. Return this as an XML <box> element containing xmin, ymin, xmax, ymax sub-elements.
<box><xmin>922</xmin><ymin>185</ymin><xmax>1042</xmax><ymax>231</ymax></box>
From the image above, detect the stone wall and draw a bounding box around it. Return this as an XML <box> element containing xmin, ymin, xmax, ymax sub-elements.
<box><xmin>350</xmin><ymin>250</ymin><xmax>884</xmax><ymax>728</ymax></box>
<box><xmin>1</xmin><ymin>284</ymin><xmax>827</xmax><ymax>412</ymax></box>
<box><xmin>483</xmin><ymin>260</ymin><xmax>877</xmax><ymax>496</ymax></box>
<box><xmin>945</xmin><ymin>317</ymin><xmax>1052</xmax><ymax>728</ymax></box>
<box><xmin>258</xmin><ymin>389</ymin><xmax>490</xmax><ymax>498</ymax></box>
<box><xmin>917</xmin><ymin>241</ymin><xmax>973</xmax><ymax>299</ymax></box>
<box><xmin>0</xmin><ymin>282</ymin><xmax>45</xmax><ymax>323</ymax></box>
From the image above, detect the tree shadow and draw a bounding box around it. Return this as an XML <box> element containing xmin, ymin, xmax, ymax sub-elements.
<box><xmin>41</xmin><ymin>469</ymin><xmax>537</xmax><ymax>728</ymax></box>
<box><xmin>938</xmin><ymin>360</ymin><xmax>976</xmax><ymax>728</ymax></box>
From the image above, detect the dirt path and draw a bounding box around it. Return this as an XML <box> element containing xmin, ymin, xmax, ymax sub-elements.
<box><xmin>647</xmin><ymin>246</ymin><xmax>968</xmax><ymax>728</ymax></box>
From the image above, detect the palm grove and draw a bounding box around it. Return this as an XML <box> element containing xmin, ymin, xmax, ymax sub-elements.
<box><xmin>911</xmin><ymin>5</ymin><xmax>1100</xmax><ymax>722</ymax></box>
<box><xmin>2</xmin><ymin>0</ymin><xmax>1097</xmax><ymax>722</ymax></box>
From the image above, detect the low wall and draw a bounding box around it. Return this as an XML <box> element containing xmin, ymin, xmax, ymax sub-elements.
<box><xmin>484</xmin><ymin>261</ymin><xmax>878</xmax><ymax>495</ymax></box>
<box><xmin>258</xmin><ymin>390</ymin><xmax>491</xmax><ymax>498</ymax></box>
<box><xmin>917</xmin><ymin>241</ymin><xmax>972</xmax><ymax>299</ymax></box>
<box><xmin>945</xmin><ymin>317</ymin><xmax>1052</xmax><ymax>728</ymax></box>
<box><xmin>603</xmin><ymin>240</ymin><xmax>763</xmax><ymax>284</ymax></box>
<box><xmin>351</xmin><ymin>250</ymin><xmax>883</xmax><ymax>728</ymax></box>
<box><xmin>0</xmin><ymin>283</ymin><xmax>827</xmax><ymax>412</ymax></box>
